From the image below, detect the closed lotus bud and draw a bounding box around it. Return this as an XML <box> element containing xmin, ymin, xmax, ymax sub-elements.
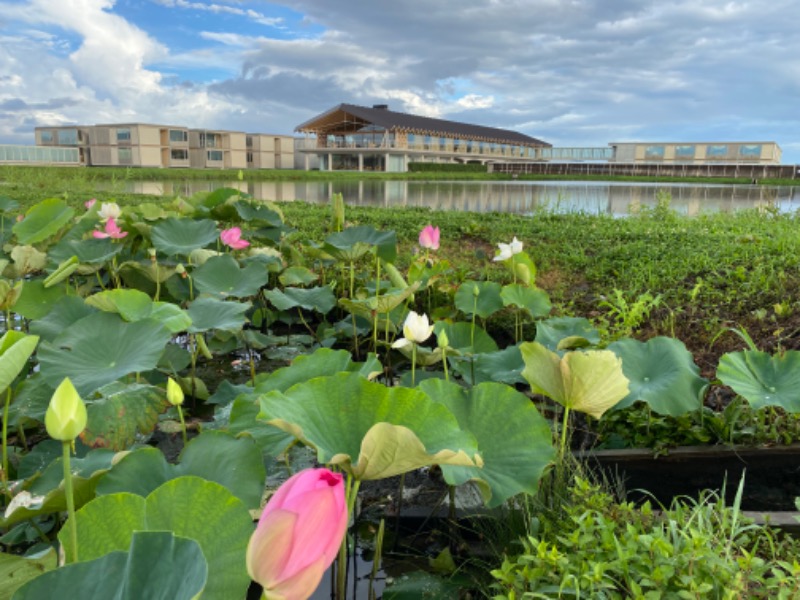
<box><xmin>437</xmin><ymin>330</ymin><xmax>449</xmax><ymax>349</ymax></box>
<box><xmin>166</xmin><ymin>377</ymin><xmax>184</xmax><ymax>407</ymax></box>
<box><xmin>45</xmin><ymin>378</ymin><xmax>87</xmax><ymax>442</ymax></box>
<box><xmin>247</xmin><ymin>468</ymin><xmax>348</xmax><ymax>600</ymax></box>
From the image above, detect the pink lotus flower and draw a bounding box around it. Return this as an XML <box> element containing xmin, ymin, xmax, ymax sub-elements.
<box><xmin>419</xmin><ymin>225</ymin><xmax>440</xmax><ymax>250</ymax></box>
<box><xmin>247</xmin><ymin>468</ymin><xmax>348</xmax><ymax>600</ymax></box>
<box><xmin>92</xmin><ymin>216</ymin><xmax>127</xmax><ymax>239</ymax></box>
<box><xmin>220</xmin><ymin>227</ymin><xmax>250</xmax><ymax>250</ymax></box>
<box><xmin>84</xmin><ymin>198</ymin><xmax>97</xmax><ymax>210</ymax></box>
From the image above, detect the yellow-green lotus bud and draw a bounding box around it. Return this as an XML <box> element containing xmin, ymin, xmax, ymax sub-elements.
<box><xmin>167</xmin><ymin>377</ymin><xmax>184</xmax><ymax>407</ymax></box>
<box><xmin>437</xmin><ymin>330</ymin><xmax>449</xmax><ymax>349</ymax></box>
<box><xmin>45</xmin><ymin>378</ymin><xmax>87</xmax><ymax>442</ymax></box>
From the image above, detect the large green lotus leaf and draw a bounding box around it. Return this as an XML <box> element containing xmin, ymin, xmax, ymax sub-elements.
<box><xmin>29</xmin><ymin>296</ymin><xmax>96</xmax><ymax>343</ymax></box>
<box><xmin>12</xmin><ymin>198</ymin><xmax>75</xmax><ymax>245</ymax></box>
<box><xmin>16</xmin><ymin>531</ymin><xmax>207</xmax><ymax>600</ymax></box>
<box><xmin>186</xmin><ymin>297</ymin><xmax>250</xmax><ymax>333</ymax></box>
<box><xmin>150</xmin><ymin>302</ymin><xmax>192</xmax><ymax>333</ymax></box>
<box><xmin>234</xmin><ymin>201</ymin><xmax>284</xmax><ymax>227</ymax></box>
<box><xmin>608</xmin><ymin>337</ymin><xmax>709</xmax><ymax>415</ymax></box>
<box><xmin>500</xmin><ymin>283</ymin><xmax>552</xmax><ymax>318</ymax></box>
<box><xmin>85</xmin><ymin>289</ymin><xmax>153</xmax><ymax>322</ymax></box>
<box><xmin>13</xmin><ymin>280</ymin><xmax>66</xmax><ymax>320</ymax></box>
<box><xmin>454</xmin><ymin>280</ymin><xmax>503</xmax><ymax>318</ymax></box>
<box><xmin>150</xmin><ymin>217</ymin><xmax>218</xmax><ymax>256</ymax></box>
<box><xmin>264</xmin><ymin>286</ymin><xmax>336</xmax><ymax>314</ymax></box>
<box><xmin>521</xmin><ymin>342</ymin><xmax>629</xmax><ymax>419</ymax></box>
<box><xmin>47</xmin><ymin>238</ymin><xmax>122</xmax><ymax>266</ymax></box>
<box><xmin>97</xmin><ymin>431</ymin><xmax>265</xmax><ymax>509</ymax></box>
<box><xmin>0</xmin><ymin>548</ymin><xmax>57</xmax><ymax>600</ymax></box>
<box><xmin>534</xmin><ymin>316</ymin><xmax>601</xmax><ymax>352</ymax></box>
<box><xmin>192</xmin><ymin>254</ymin><xmax>269</xmax><ymax>298</ymax></box>
<box><xmin>717</xmin><ymin>349</ymin><xmax>800</xmax><ymax>411</ymax></box>
<box><xmin>0</xmin><ymin>450</ymin><xmax>115</xmax><ymax>528</ymax></box>
<box><xmin>37</xmin><ymin>312</ymin><xmax>172</xmax><ymax>396</ymax></box>
<box><xmin>278</xmin><ymin>265</ymin><xmax>318</xmax><ymax>287</ymax></box>
<box><xmin>258</xmin><ymin>372</ymin><xmax>481</xmax><ymax>480</ymax></box>
<box><xmin>420</xmin><ymin>380</ymin><xmax>555</xmax><ymax>508</ymax></box>
<box><xmin>6</xmin><ymin>374</ymin><xmax>53</xmax><ymax>426</ymax></box>
<box><xmin>0</xmin><ymin>332</ymin><xmax>38</xmax><ymax>394</ymax></box>
<box><xmin>456</xmin><ymin>345</ymin><xmax>525</xmax><ymax>386</ymax></box>
<box><xmin>61</xmin><ymin>477</ymin><xmax>249</xmax><ymax>600</ymax></box>
<box><xmin>323</xmin><ymin>225</ymin><xmax>397</xmax><ymax>263</ymax></box>
<box><xmin>228</xmin><ymin>396</ymin><xmax>296</xmax><ymax>457</ymax></box>
<box><xmin>118</xmin><ymin>260</ymin><xmax>177</xmax><ymax>284</ymax></box>
<box><xmin>9</xmin><ymin>245</ymin><xmax>47</xmax><ymax>277</ymax></box>
<box><xmin>80</xmin><ymin>382</ymin><xmax>170</xmax><ymax>450</ymax></box>
<box><xmin>433</xmin><ymin>321</ymin><xmax>498</xmax><ymax>355</ymax></box>
<box><xmin>0</xmin><ymin>196</ymin><xmax>20</xmax><ymax>213</ymax></box>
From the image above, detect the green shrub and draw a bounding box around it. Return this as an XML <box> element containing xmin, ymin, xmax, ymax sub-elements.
<box><xmin>407</xmin><ymin>162</ymin><xmax>488</xmax><ymax>173</ymax></box>
<box><xmin>491</xmin><ymin>478</ymin><xmax>800</xmax><ymax>599</ymax></box>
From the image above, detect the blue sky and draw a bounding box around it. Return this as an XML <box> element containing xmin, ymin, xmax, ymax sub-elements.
<box><xmin>2</xmin><ymin>0</ymin><xmax>800</xmax><ymax>162</ymax></box>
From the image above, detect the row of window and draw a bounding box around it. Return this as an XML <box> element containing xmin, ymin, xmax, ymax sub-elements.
<box><xmin>644</xmin><ymin>144</ymin><xmax>763</xmax><ymax>159</ymax></box>
<box><xmin>0</xmin><ymin>145</ymin><xmax>80</xmax><ymax>163</ymax></box>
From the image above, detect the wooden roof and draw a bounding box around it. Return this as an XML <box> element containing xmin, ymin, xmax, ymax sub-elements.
<box><xmin>295</xmin><ymin>103</ymin><xmax>550</xmax><ymax>147</ymax></box>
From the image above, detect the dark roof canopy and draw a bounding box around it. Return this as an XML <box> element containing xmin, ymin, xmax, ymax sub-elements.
<box><xmin>296</xmin><ymin>103</ymin><xmax>550</xmax><ymax>147</ymax></box>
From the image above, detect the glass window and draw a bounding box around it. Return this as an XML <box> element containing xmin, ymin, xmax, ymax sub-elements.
<box><xmin>40</xmin><ymin>131</ymin><xmax>53</xmax><ymax>143</ymax></box>
<box><xmin>169</xmin><ymin>129</ymin><xmax>187</xmax><ymax>143</ymax></box>
<box><xmin>118</xmin><ymin>147</ymin><xmax>132</xmax><ymax>163</ymax></box>
<box><xmin>706</xmin><ymin>144</ymin><xmax>728</xmax><ymax>157</ymax></box>
<box><xmin>170</xmin><ymin>149</ymin><xmax>188</xmax><ymax>160</ymax></box>
<box><xmin>207</xmin><ymin>150</ymin><xmax>223</xmax><ymax>161</ymax></box>
<box><xmin>117</xmin><ymin>128</ymin><xmax>131</xmax><ymax>142</ymax></box>
<box><xmin>645</xmin><ymin>145</ymin><xmax>665</xmax><ymax>159</ymax></box>
<box><xmin>58</xmin><ymin>129</ymin><xmax>79</xmax><ymax>145</ymax></box>
<box><xmin>739</xmin><ymin>144</ymin><xmax>762</xmax><ymax>157</ymax></box>
<box><xmin>675</xmin><ymin>145</ymin><xmax>695</xmax><ymax>158</ymax></box>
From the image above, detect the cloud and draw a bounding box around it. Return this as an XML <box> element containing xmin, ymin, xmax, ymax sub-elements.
<box><xmin>0</xmin><ymin>0</ymin><xmax>799</xmax><ymax>160</ymax></box>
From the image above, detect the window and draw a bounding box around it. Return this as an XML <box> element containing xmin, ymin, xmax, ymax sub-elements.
<box><xmin>247</xmin><ymin>151</ymin><xmax>254</xmax><ymax>163</ymax></box>
<box><xmin>675</xmin><ymin>145</ymin><xmax>695</xmax><ymax>159</ymax></box>
<box><xmin>645</xmin><ymin>145</ymin><xmax>665</xmax><ymax>159</ymax></box>
<box><xmin>739</xmin><ymin>144</ymin><xmax>762</xmax><ymax>157</ymax></box>
<box><xmin>246</xmin><ymin>136</ymin><xmax>253</xmax><ymax>148</ymax></box>
<box><xmin>117</xmin><ymin>128</ymin><xmax>131</xmax><ymax>142</ymax></box>
<box><xmin>200</xmin><ymin>133</ymin><xmax>218</xmax><ymax>148</ymax></box>
<box><xmin>207</xmin><ymin>150</ymin><xmax>223</xmax><ymax>161</ymax></box>
<box><xmin>59</xmin><ymin>129</ymin><xmax>79</xmax><ymax>145</ymax></box>
<box><xmin>170</xmin><ymin>149</ymin><xmax>188</xmax><ymax>160</ymax></box>
<box><xmin>169</xmin><ymin>129</ymin><xmax>187</xmax><ymax>143</ymax></box>
<box><xmin>40</xmin><ymin>131</ymin><xmax>53</xmax><ymax>143</ymax></box>
<box><xmin>118</xmin><ymin>147</ymin><xmax>132</xmax><ymax>163</ymax></box>
<box><xmin>706</xmin><ymin>144</ymin><xmax>728</xmax><ymax>157</ymax></box>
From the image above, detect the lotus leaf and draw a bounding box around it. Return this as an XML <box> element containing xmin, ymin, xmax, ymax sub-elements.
<box><xmin>13</xmin><ymin>198</ymin><xmax>75</xmax><ymax>245</ymax></box>
<box><xmin>186</xmin><ymin>297</ymin><xmax>250</xmax><ymax>333</ymax></box>
<box><xmin>500</xmin><ymin>283</ymin><xmax>551</xmax><ymax>318</ymax></box>
<box><xmin>85</xmin><ymin>288</ymin><xmax>153</xmax><ymax>322</ymax></box>
<box><xmin>257</xmin><ymin>372</ymin><xmax>481</xmax><ymax>480</ymax></box>
<box><xmin>717</xmin><ymin>349</ymin><xmax>800</xmax><ymax>411</ymax></box>
<box><xmin>432</xmin><ymin>321</ymin><xmax>498</xmax><ymax>355</ymax></box>
<box><xmin>150</xmin><ymin>217</ymin><xmax>218</xmax><ymax>257</ymax></box>
<box><xmin>9</xmin><ymin>245</ymin><xmax>47</xmax><ymax>277</ymax></box>
<box><xmin>15</xmin><ymin>531</ymin><xmax>207</xmax><ymax>600</ymax></box>
<box><xmin>43</xmin><ymin>255</ymin><xmax>79</xmax><ymax>287</ymax></box>
<box><xmin>60</xmin><ymin>477</ymin><xmax>251</xmax><ymax>600</ymax></box>
<box><xmin>13</xmin><ymin>281</ymin><xmax>66</xmax><ymax>320</ymax></box>
<box><xmin>37</xmin><ymin>312</ymin><xmax>172</xmax><ymax>396</ymax></box>
<box><xmin>454</xmin><ymin>280</ymin><xmax>503</xmax><ymax>318</ymax></box>
<box><xmin>521</xmin><ymin>342</ymin><xmax>629</xmax><ymax>419</ymax></box>
<box><xmin>608</xmin><ymin>336</ymin><xmax>709</xmax><ymax>415</ymax></box>
<box><xmin>457</xmin><ymin>345</ymin><xmax>526</xmax><ymax>386</ymax></box>
<box><xmin>264</xmin><ymin>285</ymin><xmax>336</xmax><ymax>314</ymax></box>
<box><xmin>0</xmin><ymin>331</ymin><xmax>39</xmax><ymax>394</ymax></box>
<box><xmin>48</xmin><ymin>237</ymin><xmax>123</xmax><ymax>266</ymax></box>
<box><xmin>29</xmin><ymin>296</ymin><xmax>96</xmax><ymax>343</ymax></box>
<box><xmin>0</xmin><ymin>548</ymin><xmax>57</xmax><ymax>599</ymax></box>
<box><xmin>234</xmin><ymin>201</ymin><xmax>284</xmax><ymax>226</ymax></box>
<box><xmin>420</xmin><ymin>379</ymin><xmax>554</xmax><ymax>507</ymax></box>
<box><xmin>192</xmin><ymin>254</ymin><xmax>269</xmax><ymax>298</ymax></box>
<box><xmin>323</xmin><ymin>225</ymin><xmax>397</xmax><ymax>262</ymax></box>
<box><xmin>534</xmin><ymin>316</ymin><xmax>601</xmax><ymax>351</ymax></box>
<box><xmin>278</xmin><ymin>265</ymin><xmax>318</xmax><ymax>286</ymax></box>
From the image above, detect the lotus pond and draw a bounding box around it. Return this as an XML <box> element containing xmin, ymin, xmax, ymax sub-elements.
<box><xmin>0</xmin><ymin>182</ymin><xmax>799</xmax><ymax>598</ymax></box>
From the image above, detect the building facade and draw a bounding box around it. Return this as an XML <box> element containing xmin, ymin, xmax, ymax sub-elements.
<box><xmin>609</xmin><ymin>141</ymin><xmax>781</xmax><ymax>165</ymax></box>
<box><xmin>34</xmin><ymin>124</ymin><xmax>294</xmax><ymax>170</ymax></box>
<box><xmin>295</xmin><ymin>103</ymin><xmax>551</xmax><ymax>172</ymax></box>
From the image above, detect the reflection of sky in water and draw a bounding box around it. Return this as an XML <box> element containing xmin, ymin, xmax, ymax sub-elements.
<box><xmin>115</xmin><ymin>180</ymin><xmax>800</xmax><ymax>216</ymax></box>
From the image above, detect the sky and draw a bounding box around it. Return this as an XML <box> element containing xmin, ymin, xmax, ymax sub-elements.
<box><xmin>1</xmin><ymin>0</ymin><xmax>800</xmax><ymax>162</ymax></box>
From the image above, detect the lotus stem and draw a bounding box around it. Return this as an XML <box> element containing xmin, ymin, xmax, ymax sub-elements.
<box><xmin>368</xmin><ymin>519</ymin><xmax>385</xmax><ymax>600</ymax></box>
<box><xmin>177</xmin><ymin>404</ymin><xmax>188</xmax><ymax>447</ymax></box>
<box><xmin>2</xmin><ymin>388</ymin><xmax>10</xmax><ymax>494</ymax></box>
<box><xmin>559</xmin><ymin>405</ymin><xmax>571</xmax><ymax>460</ymax></box>
<box><xmin>62</xmin><ymin>440</ymin><xmax>78</xmax><ymax>562</ymax></box>
<box><xmin>338</xmin><ymin>474</ymin><xmax>361</xmax><ymax>600</ymax></box>
<box><xmin>442</xmin><ymin>346</ymin><xmax>449</xmax><ymax>382</ymax></box>
<box><xmin>411</xmin><ymin>343</ymin><xmax>417</xmax><ymax>387</ymax></box>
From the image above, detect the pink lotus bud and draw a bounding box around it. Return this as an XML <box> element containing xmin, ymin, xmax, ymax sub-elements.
<box><xmin>246</xmin><ymin>468</ymin><xmax>348</xmax><ymax>600</ymax></box>
<box><xmin>84</xmin><ymin>198</ymin><xmax>97</xmax><ymax>210</ymax></box>
<box><xmin>418</xmin><ymin>225</ymin><xmax>440</xmax><ymax>250</ymax></box>
<box><xmin>220</xmin><ymin>227</ymin><xmax>250</xmax><ymax>250</ymax></box>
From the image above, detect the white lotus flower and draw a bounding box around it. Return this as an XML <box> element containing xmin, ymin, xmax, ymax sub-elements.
<box><xmin>97</xmin><ymin>202</ymin><xmax>122</xmax><ymax>222</ymax></box>
<box><xmin>392</xmin><ymin>311</ymin><xmax>434</xmax><ymax>349</ymax></box>
<box><xmin>493</xmin><ymin>236</ymin><xmax>523</xmax><ymax>261</ymax></box>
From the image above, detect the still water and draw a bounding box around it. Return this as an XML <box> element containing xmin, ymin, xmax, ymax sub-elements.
<box><xmin>117</xmin><ymin>179</ymin><xmax>800</xmax><ymax>216</ymax></box>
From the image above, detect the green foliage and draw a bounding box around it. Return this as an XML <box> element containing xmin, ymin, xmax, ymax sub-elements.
<box><xmin>491</xmin><ymin>478</ymin><xmax>800</xmax><ymax>599</ymax></box>
<box><xmin>408</xmin><ymin>162</ymin><xmax>487</xmax><ymax>173</ymax></box>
